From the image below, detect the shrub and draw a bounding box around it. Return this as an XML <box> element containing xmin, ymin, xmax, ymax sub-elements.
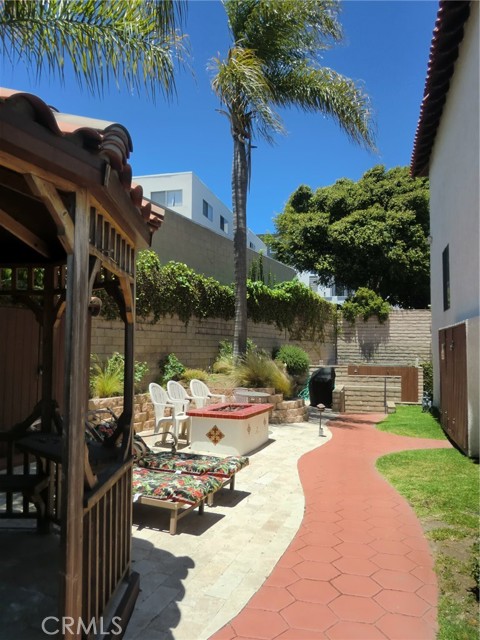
<box><xmin>214</xmin><ymin>339</ymin><xmax>259</xmax><ymax>374</ymax></box>
<box><xmin>235</xmin><ymin>352</ymin><xmax>293</xmax><ymax>397</ymax></box>
<box><xmin>89</xmin><ymin>352</ymin><xmax>149</xmax><ymax>398</ymax></box>
<box><xmin>247</xmin><ymin>278</ymin><xmax>333</xmax><ymax>341</ymax></box>
<box><xmin>90</xmin><ymin>355</ymin><xmax>123</xmax><ymax>398</ymax></box>
<box><xmin>274</xmin><ymin>345</ymin><xmax>310</xmax><ymax>376</ymax></box>
<box><xmin>342</xmin><ymin>287</ymin><xmax>390</xmax><ymax>323</ymax></box>
<box><xmin>421</xmin><ymin>360</ymin><xmax>433</xmax><ymax>395</ymax></box>
<box><xmin>181</xmin><ymin>368</ymin><xmax>209</xmax><ymax>384</ymax></box>
<box><xmin>212</xmin><ymin>356</ymin><xmax>235</xmax><ymax>375</ymax></box>
<box><xmin>217</xmin><ymin>338</ymin><xmax>258</xmax><ymax>359</ymax></box>
<box><xmin>158</xmin><ymin>353</ymin><xmax>185</xmax><ymax>386</ymax></box>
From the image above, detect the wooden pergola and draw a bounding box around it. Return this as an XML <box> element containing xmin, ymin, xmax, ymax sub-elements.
<box><xmin>0</xmin><ymin>89</ymin><xmax>163</xmax><ymax>636</ymax></box>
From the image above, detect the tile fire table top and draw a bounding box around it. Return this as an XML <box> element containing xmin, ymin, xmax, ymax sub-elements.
<box><xmin>187</xmin><ymin>403</ymin><xmax>273</xmax><ymax>419</ymax></box>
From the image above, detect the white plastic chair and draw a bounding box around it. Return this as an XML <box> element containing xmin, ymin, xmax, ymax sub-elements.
<box><xmin>166</xmin><ymin>381</ymin><xmax>194</xmax><ymax>442</ymax></box>
<box><xmin>189</xmin><ymin>379</ymin><xmax>226</xmax><ymax>408</ymax></box>
<box><xmin>166</xmin><ymin>380</ymin><xmax>193</xmax><ymax>412</ymax></box>
<box><xmin>149</xmin><ymin>383</ymin><xmax>190</xmax><ymax>443</ymax></box>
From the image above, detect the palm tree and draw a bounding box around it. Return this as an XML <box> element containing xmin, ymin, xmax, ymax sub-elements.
<box><xmin>0</xmin><ymin>0</ymin><xmax>186</xmax><ymax>100</ymax></box>
<box><xmin>211</xmin><ymin>0</ymin><xmax>375</xmax><ymax>358</ymax></box>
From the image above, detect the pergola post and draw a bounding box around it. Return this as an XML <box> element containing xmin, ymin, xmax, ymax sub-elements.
<box><xmin>60</xmin><ymin>188</ymin><xmax>90</xmax><ymax>630</ymax></box>
<box><xmin>41</xmin><ymin>265</ymin><xmax>55</xmax><ymax>433</ymax></box>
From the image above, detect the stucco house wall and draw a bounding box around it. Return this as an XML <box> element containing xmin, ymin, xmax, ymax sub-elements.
<box><xmin>413</xmin><ymin>1</ymin><xmax>479</xmax><ymax>456</ymax></box>
<box><xmin>428</xmin><ymin>3</ymin><xmax>479</xmax><ymax>432</ymax></box>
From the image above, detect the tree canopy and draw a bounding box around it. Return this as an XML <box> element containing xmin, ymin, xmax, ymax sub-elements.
<box><xmin>266</xmin><ymin>165</ymin><xmax>430</xmax><ymax>308</ymax></box>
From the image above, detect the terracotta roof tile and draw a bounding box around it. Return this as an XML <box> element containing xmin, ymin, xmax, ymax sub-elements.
<box><xmin>0</xmin><ymin>87</ymin><xmax>164</xmax><ymax>232</ymax></box>
<box><xmin>410</xmin><ymin>1</ymin><xmax>471</xmax><ymax>177</ymax></box>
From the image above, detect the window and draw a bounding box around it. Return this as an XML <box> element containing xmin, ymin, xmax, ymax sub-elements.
<box><xmin>220</xmin><ymin>215</ymin><xmax>228</xmax><ymax>233</ymax></box>
<box><xmin>249</xmin><ymin>241</ymin><xmax>256</xmax><ymax>250</ymax></box>
<box><xmin>308</xmin><ymin>276</ymin><xmax>318</xmax><ymax>292</ymax></box>
<box><xmin>333</xmin><ymin>284</ymin><xmax>347</xmax><ymax>297</ymax></box>
<box><xmin>151</xmin><ymin>189</ymin><xmax>182</xmax><ymax>207</ymax></box>
<box><xmin>442</xmin><ymin>245</ymin><xmax>450</xmax><ymax>310</ymax></box>
<box><xmin>203</xmin><ymin>200</ymin><xmax>213</xmax><ymax>221</ymax></box>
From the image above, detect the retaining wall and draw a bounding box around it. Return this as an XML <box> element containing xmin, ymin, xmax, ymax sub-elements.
<box><xmin>88</xmin><ymin>390</ymin><xmax>308</xmax><ymax>430</ymax></box>
<box><xmin>90</xmin><ymin>309</ymin><xmax>431</xmax><ymax>393</ymax></box>
<box><xmin>91</xmin><ymin>315</ymin><xmax>336</xmax><ymax>384</ymax></box>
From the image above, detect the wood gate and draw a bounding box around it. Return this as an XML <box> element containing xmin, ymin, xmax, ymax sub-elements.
<box><xmin>439</xmin><ymin>323</ymin><xmax>468</xmax><ymax>453</ymax></box>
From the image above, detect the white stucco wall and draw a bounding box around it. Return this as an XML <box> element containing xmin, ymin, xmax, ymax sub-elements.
<box><xmin>135</xmin><ymin>172</ymin><xmax>194</xmax><ymax>222</ymax></box>
<box><xmin>190</xmin><ymin>173</ymin><xmax>233</xmax><ymax>238</ymax></box>
<box><xmin>247</xmin><ymin>228</ymin><xmax>267</xmax><ymax>253</ymax></box>
<box><xmin>428</xmin><ymin>2</ymin><xmax>479</xmax><ymax>409</ymax></box>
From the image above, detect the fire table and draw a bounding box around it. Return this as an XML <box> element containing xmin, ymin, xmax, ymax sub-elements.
<box><xmin>187</xmin><ymin>403</ymin><xmax>272</xmax><ymax>456</ymax></box>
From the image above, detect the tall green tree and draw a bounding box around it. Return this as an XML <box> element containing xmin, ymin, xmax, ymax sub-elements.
<box><xmin>0</xmin><ymin>0</ymin><xmax>186</xmax><ymax>99</ymax></box>
<box><xmin>210</xmin><ymin>0</ymin><xmax>375</xmax><ymax>358</ymax></box>
<box><xmin>267</xmin><ymin>165</ymin><xmax>430</xmax><ymax>308</ymax></box>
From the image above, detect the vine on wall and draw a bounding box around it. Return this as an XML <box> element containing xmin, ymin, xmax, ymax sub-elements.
<box><xmin>101</xmin><ymin>251</ymin><xmax>333</xmax><ymax>342</ymax></box>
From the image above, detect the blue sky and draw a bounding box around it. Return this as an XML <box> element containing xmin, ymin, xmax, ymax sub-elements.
<box><xmin>0</xmin><ymin>0</ymin><xmax>438</xmax><ymax>235</ymax></box>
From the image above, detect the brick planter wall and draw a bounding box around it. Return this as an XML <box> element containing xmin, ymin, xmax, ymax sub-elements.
<box><xmin>88</xmin><ymin>393</ymin><xmax>157</xmax><ymax>434</ymax></box>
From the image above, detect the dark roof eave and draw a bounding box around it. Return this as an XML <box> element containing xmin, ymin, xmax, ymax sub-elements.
<box><xmin>411</xmin><ymin>1</ymin><xmax>471</xmax><ymax>177</ymax></box>
<box><xmin>0</xmin><ymin>104</ymin><xmax>153</xmax><ymax>249</ymax></box>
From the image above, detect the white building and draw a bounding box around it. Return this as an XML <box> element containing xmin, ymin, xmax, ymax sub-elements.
<box><xmin>411</xmin><ymin>0</ymin><xmax>479</xmax><ymax>457</ymax></box>
<box><xmin>134</xmin><ymin>171</ymin><xmax>267</xmax><ymax>254</ymax></box>
<box><xmin>133</xmin><ymin>171</ymin><xmax>295</xmax><ymax>285</ymax></box>
<box><xmin>297</xmin><ymin>272</ymin><xmax>350</xmax><ymax>305</ymax></box>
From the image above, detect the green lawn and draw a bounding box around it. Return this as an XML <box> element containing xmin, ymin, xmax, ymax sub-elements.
<box><xmin>377</xmin><ymin>404</ymin><xmax>447</xmax><ymax>439</ymax></box>
<box><xmin>376</xmin><ymin>408</ymin><xmax>479</xmax><ymax>639</ymax></box>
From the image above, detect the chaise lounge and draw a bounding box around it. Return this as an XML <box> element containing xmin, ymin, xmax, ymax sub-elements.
<box><xmin>132</xmin><ymin>467</ymin><xmax>224</xmax><ymax>535</ymax></box>
<box><xmin>136</xmin><ymin>448</ymin><xmax>249</xmax><ymax>491</ymax></box>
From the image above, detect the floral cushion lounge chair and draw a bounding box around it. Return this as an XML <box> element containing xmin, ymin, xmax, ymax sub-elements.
<box><xmin>132</xmin><ymin>467</ymin><xmax>223</xmax><ymax>535</ymax></box>
<box><xmin>136</xmin><ymin>448</ymin><xmax>249</xmax><ymax>491</ymax></box>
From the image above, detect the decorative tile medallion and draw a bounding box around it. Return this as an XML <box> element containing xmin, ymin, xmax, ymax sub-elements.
<box><xmin>206</xmin><ymin>425</ymin><xmax>225</xmax><ymax>445</ymax></box>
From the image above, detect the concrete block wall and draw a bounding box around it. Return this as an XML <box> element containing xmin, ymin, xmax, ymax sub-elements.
<box><xmin>88</xmin><ymin>393</ymin><xmax>157</xmax><ymax>434</ymax></box>
<box><xmin>91</xmin><ymin>315</ymin><xmax>335</xmax><ymax>386</ymax></box>
<box><xmin>343</xmin><ymin>379</ymin><xmax>402</xmax><ymax>413</ymax></box>
<box><xmin>152</xmin><ymin>207</ymin><xmax>296</xmax><ymax>285</ymax></box>
<box><xmin>345</xmin><ymin>376</ymin><xmax>402</xmax><ymax>413</ymax></box>
<box><xmin>330</xmin><ymin>373</ymin><xmax>401</xmax><ymax>414</ymax></box>
<box><xmin>338</xmin><ymin>309</ymin><xmax>431</xmax><ymax>365</ymax></box>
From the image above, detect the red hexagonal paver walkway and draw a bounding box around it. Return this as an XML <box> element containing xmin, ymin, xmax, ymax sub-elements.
<box><xmin>210</xmin><ymin>413</ymin><xmax>451</xmax><ymax>640</ymax></box>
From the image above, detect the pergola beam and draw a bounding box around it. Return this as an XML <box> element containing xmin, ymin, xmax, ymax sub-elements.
<box><xmin>25</xmin><ymin>174</ymin><xmax>75</xmax><ymax>254</ymax></box>
<box><xmin>0</xmin><ymin>206</ymin><xmax>50</xmax><ymax>258</ymax></box>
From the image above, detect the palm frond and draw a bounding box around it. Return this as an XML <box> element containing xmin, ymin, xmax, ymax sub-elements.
<box><xmin>269</xmin><ymin>64</ymin><xmax>376</xmax><ymax>150</ymax></box>
<box><xmin>215</xmin><ymin>0</ymin><xmax>374</xmax><ymax>150</ymax></box>
<box><xmin>0</xmin><ymin>0</ymin><xmax>188</xmax><ymax>100</ymax></box>
<box><xmin>225</xmin><ymin>0</ymin><xmax>342</xmax><ymax>62</ymax></box>
<box><xmin>210</xmin><ymin>46</ymin><xmax>284</xmax><ymax>143</ymax></box>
